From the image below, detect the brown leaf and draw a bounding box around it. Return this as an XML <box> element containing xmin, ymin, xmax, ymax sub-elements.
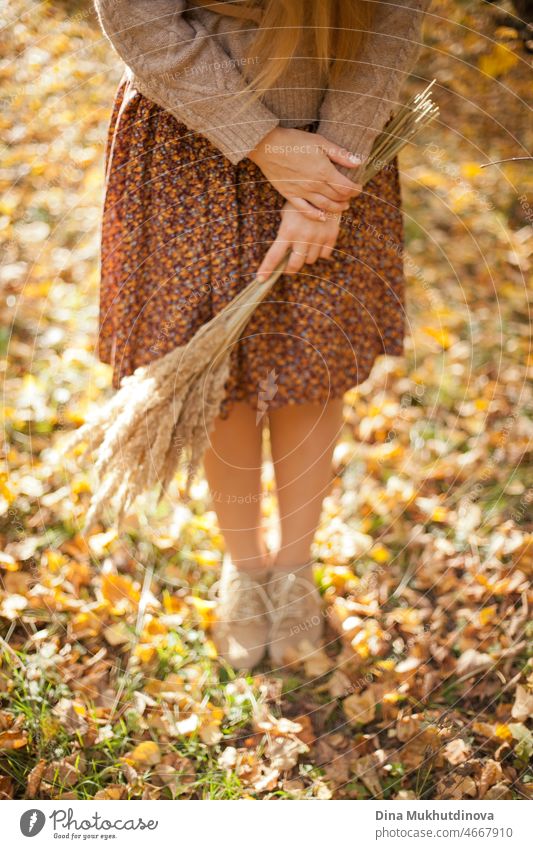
<box><xmin>343</xmin><ymin>689</ymin><xmax>376</xmax><ymax>726</ymax></box>
<box><xmin>303</xmin><ymin>646</ymin><xmax>333</xmax><ymax>678</ymax></box>
<box><xmin>438</xmin><ymin>775</ymin><xmax>477</xmax><ymax>800</ymax></box>
<box><xmin>0</xmin><ymin>729</ymin><xmax>28</xmax><ymax>750</ymax></box>
<box><xmin>396</xmin><ymin>714</ymin><xmax>422</xmax><ymax>742</ymax></box>
<box><xmin>351</xmin><ymin>754</ymin><xmax>383</xmax><ymax>798</ymax></box>
<box><xmin>199</xmin><ymin>722</ymin><xmax>223</xmax><ymax>746</ymax></box>
<box><xmin>42</xmin><ymin>753</ymin><xmax>86</xmax><ymax>788</ymax></box>
<box><xmin>478</xmin><ymin>759</ymin><xmax>504</xmax><ymax>797</ymax></box>
<box><xmin>101</xmin><ymin>573</ymin><xmax>140</xmax><ymax>605</ymax></box>
<box><xmin>484</xmin><ymin>781</ymin><xmax>513</xmax><ymax>800</ymax></box>
<box><xmin>26</xmin><ymin>758</ymin><xmax>47</xmax><ymax>798</ymax></box>
<box><xmin>328</xmin><ymin>669</ymin><xmax>353</xmax><ymax>698</ymax></box>
<box><xmin>401</xmin><ymin>726</ymin><xmax>442</xmax><ymax>770</ymax></box>
<box><xmin>293</xmin><ymin>714</ymin><xmax>316</xmax><ymax>746</ymax></box>
<box><xmin>94</xmin><ymin>784</ymin><xmax>126</xmax><ymax>800</ymax></box>
<box><xmin>52</xmin><ymin>699</ymin><xmax>89</xmax><ymax>734</ymax></box>
<box><xmin>0</xmin><ymin>775</ymin><xmax>14</xmax><ymax>800</ymax></box>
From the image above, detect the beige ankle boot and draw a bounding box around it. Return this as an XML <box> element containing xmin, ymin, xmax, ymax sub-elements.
<box><xmin>210</xmin><ymin>558</ymin><xmax>271</xmax><ymax>671</ymax></box>
<box><xmin>267</xmin><ymin>569</ymin><xmax>323</xmax><ymax>667</ymax></box>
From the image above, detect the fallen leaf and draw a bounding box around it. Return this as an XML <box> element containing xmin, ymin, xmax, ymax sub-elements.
<box><xmin>101</xmin><ymin>573</ymin><xmax>140</xmax><ymax>605</ymax></box>
<box><xmin>511</xmin><ymin>685</ymin><xmax>533</xmax><ymax>722</ymax></box>
<box><xmin>478</xmin><ymin>759</ymin><xmax>504</xmax><ymax>797</ymax></box>
<box><xmin>456</xmin><ymin>649</ymin><xmax>493</xmax><ymax>677</ymax></box>
<box><xmin>127</xmin><ymin>741</ymin><xmax>161</xmax><ymax>768</ymax></box>
<box><xmin>484</xmin><ymin>782</ymin><xmax>513</xmax><ymax>799</ymax></box>
<box><xmin>444</xmin><ymin>738</ymin><xmax>471</xmax><ymax>765</ymax></box>
<box><xmin>26</xmin><ymin>758</ymin><xmax>46</xmax><ymax>797</ymax></box>
<box><xmin>52</xmin><ymin>699</ymin><xmax>89</xmax><ymax>734</ymax></box>
<box><xmin>94</xmin><ymin>784</ymin><xmax>125</xmax><ymax>799</ymax></box>
<box><xmin>343</xmin><ymin>689</ymin><xmax>376</xmax><ymax>726</ymax></box>
<box><xmin>265</xmin><ymin>735</ymin><xmax>308</xmax><ymax>771</ymax></box>
<box><xmin>0</xmin><ymin>729</ymin><xmax>28</xmax><ymax>750</ymax></box>
<box><xmin>42</xmin><ymin>753</ymin><xmax>86</xmax><ymax>788</ymax></box>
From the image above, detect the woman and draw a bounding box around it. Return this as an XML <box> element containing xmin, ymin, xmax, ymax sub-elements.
<box><xmin>94</xmin><ymin>0</ymin><xmax>429</xmax><ymax>671</ymax></box>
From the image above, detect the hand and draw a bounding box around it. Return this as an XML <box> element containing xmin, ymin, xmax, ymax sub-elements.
<box><xmin>249</xmin><ymin>127</ymin><xmax>361</xmax><ymax>221</ymax></box>
<box><xmin>256</xmin><ymin>200</ymin><xmax>342</xmax><ymax>282</ymax></box>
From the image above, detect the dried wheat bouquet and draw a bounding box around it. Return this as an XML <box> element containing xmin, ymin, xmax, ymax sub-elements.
<box><xmin>64</xmin><ymin>82</ymin><xmax>439</xmax><ymax>530</ymax></box>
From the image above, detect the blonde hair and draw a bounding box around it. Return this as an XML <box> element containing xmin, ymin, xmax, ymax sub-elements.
<box><xmin>192</xmin><ymin>0</ymin><xmax>374</xmax><ymax>94</ymax></box>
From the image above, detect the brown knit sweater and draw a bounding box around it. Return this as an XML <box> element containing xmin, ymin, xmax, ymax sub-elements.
<box><xmin>94</xmin><ymin>0</ymin><xmax>430</xmax><ymax>181</ymax></box>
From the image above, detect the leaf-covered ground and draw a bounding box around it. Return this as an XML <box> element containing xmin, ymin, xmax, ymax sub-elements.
<box><xmin>1</xmin><ymin>0</ymin><xmax>532</xmax><ymax>800</ymax></box>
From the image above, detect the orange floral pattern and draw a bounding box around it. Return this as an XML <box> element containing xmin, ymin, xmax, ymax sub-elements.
<box><xmin>99</xmin><ymin>75</ymin><xmax>406</xmax><ymax>419</ymax></box>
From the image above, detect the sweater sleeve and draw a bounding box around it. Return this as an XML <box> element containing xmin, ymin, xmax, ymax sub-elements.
<box><xmin>93</xmin><ymin>0</ymin><xmax>279</xmax><ymax>164</ymax></box>
<box><xmin>316</xmin><ymin>0</ymin><xmax>431</xmax><ymax>182</ymax></box>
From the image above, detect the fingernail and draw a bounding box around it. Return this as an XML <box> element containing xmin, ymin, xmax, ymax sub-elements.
<box><xmin>349</xmin><ymin>153</ymin><xmax>362</xmax><ymax>165</ymax></box>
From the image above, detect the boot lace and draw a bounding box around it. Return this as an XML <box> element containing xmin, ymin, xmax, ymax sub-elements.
<box><xmin>268</xmin><ymin>572</ymin><xmax>318</xmax><ymax>637</ymax></box>
<box><xmin>210</xmin><ymin>572</ymin><xmax>270</xmax><ymax>622</ymax></box>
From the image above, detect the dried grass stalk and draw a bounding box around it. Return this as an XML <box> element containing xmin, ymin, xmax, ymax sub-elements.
<box><xmin>64</xmin><ymin>82</ymin><xmax>439</xmax><ymax>529</ymax></box>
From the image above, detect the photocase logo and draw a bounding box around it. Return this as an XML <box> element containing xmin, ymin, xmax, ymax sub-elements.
<box><xmin>20</xmin><ymin>809</ymin><xmax>46</xmax><ymax>837</ymax></box>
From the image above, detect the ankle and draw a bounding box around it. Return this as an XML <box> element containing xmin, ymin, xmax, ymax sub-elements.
<box><xmin>224</xmin><ymin>557</ymin><xmax>270</xmax><ymax>582</ymax></box>
<box><xmin>269</xmin><ymin>559</ymin><xmax>314</xmax><ymax>582</ymax></box>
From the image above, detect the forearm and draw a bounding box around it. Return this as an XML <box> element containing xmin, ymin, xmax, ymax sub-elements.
<box><xmin>317</xmin><ymin>0</ymin><xmax>431</xmax><ymax>180</ymax></box>
<box><xmin>93</xmin><ymin>0</ymin><xmax>279</xmax><ymax>163</ymax></box>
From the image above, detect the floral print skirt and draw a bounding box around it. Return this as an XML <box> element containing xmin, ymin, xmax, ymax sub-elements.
<box><xmin>98</xmin><ymin>72</ymin><xmax>406</xmax><ymax>419</ymax></box>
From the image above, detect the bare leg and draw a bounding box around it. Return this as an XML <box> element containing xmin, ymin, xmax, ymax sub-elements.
<box><xmin>268</xmin><ymin>399</ymin><xmax>344</xmax><ymax>574</ymax></box>
<box><xmin>203</xmin><ymin>401</ymin><xmax>266</xmax><ymax>573</ymax></box>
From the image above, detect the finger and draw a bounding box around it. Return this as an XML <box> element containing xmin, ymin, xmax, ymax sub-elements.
<box><xmin>285</xmin><ymin>242</ymin><xmax>308</xmax><ymax>274</ymax></box>
<box><xmin>319</xmin><ymin>241</ymin><xmax>335</xmax><ymax>260</ymax></box>
<box><xmin>321</xmin><ymin>141</ymin><xmax>362</xmax><ymax>170</ymax></box>
<box><xmin>327</xmin><ymin>175</ymin><xmax>363</xmax><ymax>200</ymax></box>
<box><xmin>305</xmin><ymin>243</ymin><xmax>322</xmax><ymax>265</ymax></box>
<box><xmin>288</xmin><ymin>195</ymin><xmax>326</xmax><ymax>221</ymax></box>
<box><xmin>307</xmin><ymin>193</ymin><xmax>350</xmax><ymax>215</ymax></box>
<box><xmin>303</xmin><ymin>180</ymin><xmax>352</xmax><ymax>203</ymax></box>
<box><xmin>257</xmin><ymin>239</ymin><xmax>291</xmax><ymax>282</ymax></box>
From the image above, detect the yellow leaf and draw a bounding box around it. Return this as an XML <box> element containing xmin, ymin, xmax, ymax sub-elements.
<box><xmin>479</xmin><ymin>44</ymin><xmax>518</xmax><ymax>78</ymax></box>
<box><xmin>101</xmin><ymin>573</ymin><xmax>140</xmax><ymax>605</ymax></box>
<box><xmin>189</xmin><ymin>596</ymin><xmax>217</xmax><ymax>628</ymax></box>
<box><xmin>370</xmin><ymin>544</ymin><xmax>391</xmax><ymax>564</ymax></box>
<box><xmin>421</xmin><ymin>326</ymin><xmax>452</xmax><ymax>349</ymax></box>
<box><xmin>44</xmin><ymin>550</ymin><xmax>65</xmax><ymax>571</ymax></box>
<box><xmin>461</xmin><ymin>162</ymin><xmax>483</xmax><ymax>179</ymax></box>
<box><xmin>70</xmin><ymin>610</ymin><xmax>102</xmax><ymax>638</ymax></box>
<box><xmin>495</xmin><ymin>723</ymin><xmax>512</xmax><ymax>741</ymax></box>
<box><xmin>128</xmin><ymin>741</ymin><xmax>161</xmax><ymax>768</ymax></box>
<box><xmin>479</xmin><ymin>605</ymin><xmax>497</xmax><ymax>626</ymax></box>
<box><xmin>204</xmin><ymin>638</ymin><xmax>218</xmax><ymax>659</ymax></box>
<box><xmin>134</xmin><ymin>644</ymin><xmax>157</xmax><ymax>664</ymax></box>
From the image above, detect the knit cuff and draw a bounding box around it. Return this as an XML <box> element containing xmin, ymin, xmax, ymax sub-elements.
<box><xmin>194</xmin><ymin>113</ymin><xmax>281</xmax><ymax>166</ymax></box>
